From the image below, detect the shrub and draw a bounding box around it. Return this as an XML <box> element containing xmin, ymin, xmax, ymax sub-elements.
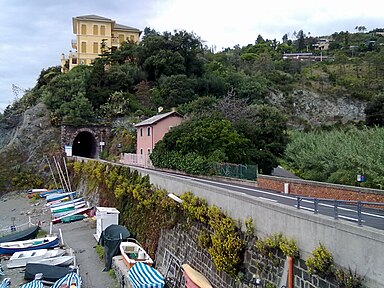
<box><xmin>305</xmin><ymin>243</ymin><xmax>334</xmax><ymax>278</ymax></box>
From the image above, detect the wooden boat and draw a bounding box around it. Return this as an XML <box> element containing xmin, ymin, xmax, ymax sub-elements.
<box><xmin>7</xmin><ymin>248</ymin><xmax>65</xmax><ymax>268</ymax></box>
<box><xmin>119</xmin><ymin>241</ymin><xmax>153</xmax><ymax>269</ymax></box>
<box><xmin>24</xmin><ymin>263</ymin><xmax>76</xmax><ymax>283</ymax></box>
<box><xmin>0</xmin><ymin>236</ymin><xmax>59</xmax><ymax>255</ymax></box>
<box><xmin>0</xmin><ymin>225</ymin><xmax>39</xmax><ymax>244</ymax></box>
<box><xmin>52</xmin><ymin>207</ymin><xmax>92</xmax><ymax>224</ymax></box>
<box><xmin>46</xmin><ymin>191</ymin><xmax>77</xmax><ymax>203</ymax></box>
<box><xmin>51</xmin><ymin>272</ymin><xmax>82</xmax><ymax>288</ymax></box>
<box><xmin>28</xmin><ymin>255</ymin><xmax>75</xmax><ymax>267</ymax></box>
<box><xmin>182</xmin><ymin>264</ymin><xmax>213</xmax><ymax>288</ymax></box>
<box><xmin>128</xmin><ymin>262</ymin><xmax>164</xmax><ymax>288</ymax></box>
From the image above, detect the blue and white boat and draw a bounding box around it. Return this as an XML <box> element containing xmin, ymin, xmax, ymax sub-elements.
<box><xmin>39</xmin><ymin>188</ymin><xmax>64</xmax><ymax>198</ymax></box>
<box><xmin>46</xmin><ymin>191</ymin><xmax>77</xmax><ymax>203</ymax></box>
<box><xmin>0</xmin><ymin>236</ymin><xmax>59</xmax><ymax>255</ymax></box>
<box><xmin>49</xmin><ymin>197</ymin><xmax>84</xmax><ymax>209</ymax></box>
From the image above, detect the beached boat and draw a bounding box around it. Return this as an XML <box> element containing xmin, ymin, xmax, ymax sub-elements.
<box><xmin>52</xmin><ymin>206</ymin><xmax>92</xmax><ymax>224</ymax></box>
<box><xmin>45</xmin><ymin>197</ymin><xmax>70</xmax><ymax>207</ymax></box>
<box><xmin>7</xmin><ymin>248</ymin><xmax>65</xmax><ymax>268</ymax></box>
<box><xmin>0</xmin><ymin>225</ymin><xmax>39</xmax><ymax>244</ymax></box>
<box><xmin>28</xmin><ymin>255</ymin><xmax>75</xmax><ymax>267</ymax></box>
<box><xmin>27</xmin><ymin>189</ymin><xmax>48</xmax><ymax>198</ymax></box>
<box><xmin>46</xmin><ymin>191</ymin><xmax>77</xmax><ymax>203</ymax></box>
<box><xmin>39</xmin><ymin>188</ymin><xmax>64</xmax><ymax>198</ymax></box>
<box><xmin>0</xmin><ymin>236</ymin><xmax>59</xmax><ymax>255</ymax></box>
<box><xmin>24</xmin><ymin>263</ymin><xmax>76</xmax><ymax>283</ymax></box>
<box><xmin>51</xmin><ymin>200</ymin><xmax>86</xmax><ymax>214</ymax></box>
<box><xmin>182</xmin><ymin>264</ymin><xmax>213</xmax><ymax>288</ymax></box>
<box><xmin>60</xmin><ymin>214</ymin><xmax>85</xmax><ymax>223</ymax></box>
<box><xmin>119</xmin><ymin>241</ymin><xmax>153</xmax><ymax>269</ymax></box>
<box><xmin>51</xmin><ymin>272</ymin><xmax>82</xmax><ymax>288</ymax></box>
<box><xmin>128</xmin><ymin>262</ymin><xmax>164</xmax><ymax>288</ymax></box>
<box><xmin>49</xmin><ymin>197</ymin><xmax>84</xmax><ymax>209</ymax></box>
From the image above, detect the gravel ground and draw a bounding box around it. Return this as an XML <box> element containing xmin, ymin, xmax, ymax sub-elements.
<box><xmin>0</xmin><ymin>191</ymin><xmax>119</xmax><ymax>288</ymax></box>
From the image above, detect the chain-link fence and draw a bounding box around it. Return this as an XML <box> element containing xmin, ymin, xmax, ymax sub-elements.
<box><xmin>211</xmin><ymin>163</ymin><xmax>258</xmax><ymax>180</ymax></box>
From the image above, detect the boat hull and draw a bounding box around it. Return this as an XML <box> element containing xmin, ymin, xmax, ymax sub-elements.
<box><xmin>7</xmin><ymin>248</ymin><xmax>65</xmax><ymax>268</ymax></box>
<box><xmin>0</xmin><ymin>226</ymin><xmax>39</xmax><ymax>244</ymax></box>
<box><xmin>0</xmin><ymin>236</ymin><xmax>59</xmax><ymax>255</ymax></box>
<box><xmin>28</xmin><ymin>255</ymin><xmax>75</xmax><ymax>267</ymax></box>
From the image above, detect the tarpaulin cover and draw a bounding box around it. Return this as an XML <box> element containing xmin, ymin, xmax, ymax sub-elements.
<box><xmin>98</xmin><ymin>224</ymin><xmax>130</xmax><ymax>270</ymax></box>
<box><xmin>128</xmin><ymin>262</ymin><xmax>165</xmax><ymax>288</ymax></box>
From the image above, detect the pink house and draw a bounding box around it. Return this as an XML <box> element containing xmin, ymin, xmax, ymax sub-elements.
<box><xmin>135</xmin><ymin>110</ymin><xmax>184</xmax><ymax>157</ymax></box>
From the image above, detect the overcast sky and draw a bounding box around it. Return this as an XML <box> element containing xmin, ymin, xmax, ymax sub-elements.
<box><xmin>0</xmin><ymin>0</ymin><xmax>382</xmax><ymax>112</ymax></box>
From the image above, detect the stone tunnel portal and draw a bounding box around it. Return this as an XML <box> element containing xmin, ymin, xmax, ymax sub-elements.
<box><xmin>72</xmin><ymin>131</ymin><xmax>97</xmax><ymax>158</ymax></box>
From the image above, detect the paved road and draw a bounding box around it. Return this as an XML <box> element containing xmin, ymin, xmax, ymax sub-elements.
<box><xmin>156</xmin><ymin>170</ymin><xmax>384</xmax><ymax>231</ymax></box>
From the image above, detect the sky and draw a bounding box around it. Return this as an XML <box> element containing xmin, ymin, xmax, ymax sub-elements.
<box><xmin>0</xmin><ymin>0</ymin><xmax>382</xmax><ymax>112</ymax></box>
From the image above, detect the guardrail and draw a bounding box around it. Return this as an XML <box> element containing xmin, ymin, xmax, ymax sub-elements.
<box><xmin>296</xmin><ymin>196</ymin><xmax>384</xmax><ymax>226</ymax></box>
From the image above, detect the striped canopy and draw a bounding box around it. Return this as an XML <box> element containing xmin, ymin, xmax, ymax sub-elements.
<box><xmin>20</xmin><ymin>279</ymin><xmax>44</xmax><ymax>288</ymax></box>
<box><xmin>0</xmin><ymin>278</ymin><xmax>10</xmax><ymax>288</ymax></box>
<box><xmin>128</xmin><ymin>262</ymin><xmax>165</xmax><ymax>288</ymax></box>
<box><xmin>50</xmin><ymin>272</ymin><xmax>82</xmax><ymax>288</ymax></box>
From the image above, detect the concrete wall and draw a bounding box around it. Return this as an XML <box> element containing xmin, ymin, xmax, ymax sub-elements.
<box><xmin>130</xmin><ymin>166</ymin><xmax>384</xmax><ymax>288</ymax></box>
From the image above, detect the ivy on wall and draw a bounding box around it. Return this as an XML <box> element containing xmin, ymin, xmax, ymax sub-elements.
<box><xmin>68</xmin><ymin>159</ymin><xmax>365</xmax><ymax>286</ymax></box>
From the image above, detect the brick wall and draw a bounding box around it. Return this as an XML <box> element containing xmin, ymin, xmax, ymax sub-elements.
<box><xmin>257</xmin><ymin>175</ymin><xmax>384</xmax><ymax>202</ymax></box>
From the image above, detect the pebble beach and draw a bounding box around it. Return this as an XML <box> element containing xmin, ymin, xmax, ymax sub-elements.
<box><xmin>0</xmin><ymin>191</ymin><xmax>119</xmax><ymax>288</ymax></box>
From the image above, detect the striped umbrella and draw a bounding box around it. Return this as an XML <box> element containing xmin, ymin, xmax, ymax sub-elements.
<box><xmin>128</xmin><ymin>262</ymin><xmax>165</xmax><ymax>288</ymax></box>
<box><xmin>20</xmin><ymin>279</ymin><xmax>44</xmax><ymax>288</ymax></box>
<box><xmin>0</xmin><ymin>278</ymin><xmax>10</xmax><ymax>288</ymax></box>
<box><xmin>50</xmin><ymin>272</ymin><xmax>82</xmax><ymax>288</ymax></box>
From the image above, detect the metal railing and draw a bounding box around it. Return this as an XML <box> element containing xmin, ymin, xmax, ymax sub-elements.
<box><xmin>296</xmin><ymin>196</ymin><xmax>384</xmax><ymax>226</ymax></box>
<box><xmin>211</xmin><ymin>163</ymin><xmax>258</xmax><ymax>181</ymax></box>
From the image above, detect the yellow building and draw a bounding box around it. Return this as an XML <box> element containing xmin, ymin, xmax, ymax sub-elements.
<box><xmin>61</xmin><ymin>15</ymin><xmax>141</xmax><ymax>72</ymax></box>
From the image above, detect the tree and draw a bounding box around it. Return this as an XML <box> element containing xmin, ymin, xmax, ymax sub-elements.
<box><xmin>365</xmin><ymin>94</ymin><xmax>384</xmax><ymax>127</ymax></box>
<box><xmin>152</xmin><ymin>115</ymin><xmax>251</xmax><ymax>165</ymax></box>
<box><xmin>150</xmin><ymin>74</ymin><xmax>197</xmax><ymax>108</ymax></box>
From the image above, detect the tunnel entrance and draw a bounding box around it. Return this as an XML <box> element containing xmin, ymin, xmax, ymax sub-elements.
<box><xmin>72</xmin><ymin>131</ymin><xmax>97</xmax><ymax>158</ymax></box>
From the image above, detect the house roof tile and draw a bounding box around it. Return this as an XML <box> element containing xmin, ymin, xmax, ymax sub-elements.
<box><xmin>135</xmin><ymin>111</ymin><xmax>183</xmax><ymax>127</ymax></box>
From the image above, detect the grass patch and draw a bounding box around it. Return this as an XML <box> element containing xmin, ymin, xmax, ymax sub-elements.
<box><xmin>95</xmin><ymin>244</ymin><xmax>104</xmax><ymax>259</ymax></box>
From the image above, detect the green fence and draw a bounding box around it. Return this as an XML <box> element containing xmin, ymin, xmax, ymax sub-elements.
<box><xmin>211</xmin><ymin>163</ymin><xmax>258</xmax><ymax>181</ymax></box>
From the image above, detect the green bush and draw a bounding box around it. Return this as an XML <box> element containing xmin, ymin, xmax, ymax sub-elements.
<box><xmin>305</xmin><ymin>243</ymin><xmax>334</xmax><ymax>278</ymax></box>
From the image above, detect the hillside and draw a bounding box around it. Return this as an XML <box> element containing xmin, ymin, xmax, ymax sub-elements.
<box><xmin>0</xmin><ymin>103</ymin><xmax>61</xmax><ymax>193</ymax></box>
<box><xmin>0</xmin><ymin>27</ymin><xmax>383</xmax><ymax>190</ymax></box>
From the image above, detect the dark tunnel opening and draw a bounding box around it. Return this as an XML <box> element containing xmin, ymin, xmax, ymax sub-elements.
<box><xmin>72</xmin><ymin>131</ymin><xmax>97</xmax><ymax>158</ymax></box>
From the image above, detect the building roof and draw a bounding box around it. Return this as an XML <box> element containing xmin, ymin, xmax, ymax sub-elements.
<box><xmin>114</xmin><ymin>23</ymin><xmax>141</xmax><ymax>32</ymax></box>
<box><xmin>135</xmin><ymin>111</ymin><xmax>183</xmax><ymax>127</ymax></box>
<box><xmin>74</xmin><ymin>15</ymin><xmax>113</xmax><ymax>22</ymax></box>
